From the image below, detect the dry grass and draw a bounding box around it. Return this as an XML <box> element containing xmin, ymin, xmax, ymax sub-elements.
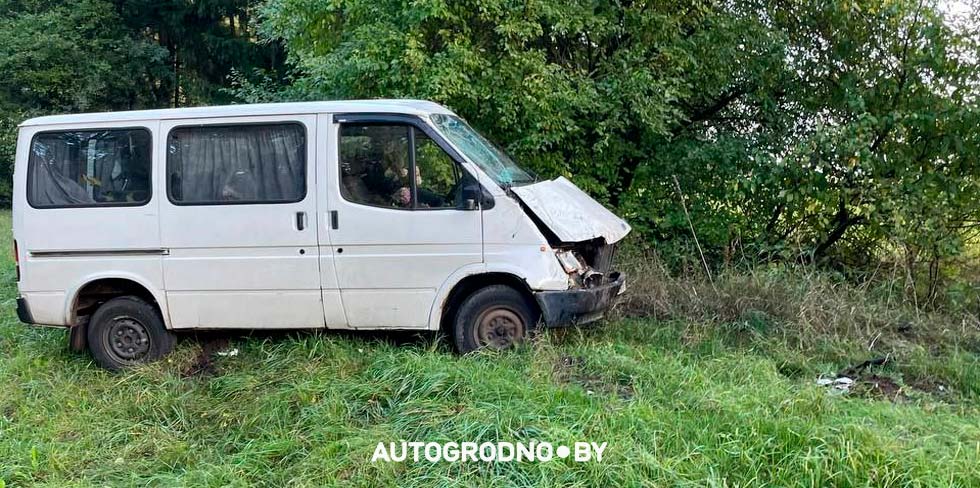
<box><xmin>614</xmin><ymin>244</ymin><xmax>980</xmax><ymax>395</ymax></box>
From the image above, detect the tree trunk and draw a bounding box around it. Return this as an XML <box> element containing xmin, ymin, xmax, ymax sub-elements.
<box><xmin>812</xmin><ymin>198</ymin><xmax>859</xmax><ymax>260</ymax></box>
<box><xmin>173</xmin><ymin>46</ymin><xmax>180</xmax><ymax>108</ymax></box>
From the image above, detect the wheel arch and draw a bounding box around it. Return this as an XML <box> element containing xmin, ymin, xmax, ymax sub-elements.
<box><xmin>430</xmin><ymin>267</ymin><xmax>540</xmax><ymax>333</ymax></box>
<box><xmin>64</xmin><ymin>273</ymin><xmax>169</xmax><ymax>329</ymax></box>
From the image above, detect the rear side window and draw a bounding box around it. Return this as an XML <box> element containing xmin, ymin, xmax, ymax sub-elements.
<box><xmin>167</xmin><ymin>123</ymin><xmax>306</xmax><ymax>205</ymax></box>
<box><xmin>28</xmin><ymin>128</ymin><xmax>152</xmax><ymax>208</ymax></box>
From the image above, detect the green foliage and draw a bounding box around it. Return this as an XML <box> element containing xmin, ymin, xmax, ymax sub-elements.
<box><xmin>115</xmin><ymin>0</ymin><xmax>288</xmax><ymax>106</ymax></box>
<box><xmin>0</xmin><ymin>0</ymin><xmax>287</xmax><ymax>195</ymax></box>
<box><xmin>255</xmin><ymin>0</ymin><xmax>733</xmax><ymax>201</ymax></box>
<box><xmin>745</xmin><ymin>1</ymin><xmax>980</xmax><ymax>266</ymax></box>
<box><xmin>253</xmin><ymin>0</ymin><xmax>980</xmax><ymax>288</ymax></box>
<box><xmin>0</xmin><ymin>115</ymin><xmax>18</xmax><ymax>204</ymax></box>
<box><xmin>416</xmin><ymin>138</ymin><xmax>457</xmax><ymax>196</ymax></box>
<box><xmin>0</xmin><ymin>0</ymin><xmax>169</xmax><ymax>113</ymax></box>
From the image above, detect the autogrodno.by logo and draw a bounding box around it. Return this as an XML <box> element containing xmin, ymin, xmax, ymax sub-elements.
<box><xmin>371</xmin><ymin>441</ymin><xmax>608</xmax><ymax>463</ymax></box>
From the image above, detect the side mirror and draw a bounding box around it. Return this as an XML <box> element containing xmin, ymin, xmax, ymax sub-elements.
<box><xmin>457</xmin><ymin>179</ymin><xmax>494</xmax><ymax>210</ymax></box>
<box><xmin>458</xmin><ymin>184</ymin><xmax>481</xmax><ymax>211</ymax></box>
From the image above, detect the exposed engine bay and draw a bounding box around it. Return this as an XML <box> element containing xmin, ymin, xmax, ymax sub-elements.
<box><xmin>508</xmin><ymin>176</ymin><xmax>630</xmax><ymax>291</ymax></box>
<box><xmin>554</xmin><ymin>239</ymin><xmax>618</xmax><ymax>289</ymax></box>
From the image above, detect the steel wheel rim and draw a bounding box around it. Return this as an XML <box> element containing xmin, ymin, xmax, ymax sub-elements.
<box><xmin>104</xmin><ymin>316</ymin><xmax>151</xmax><ymax>363</ymax></box>
<box><xmin>474</xmin><ymin>308</ymin><xmax>524</xmax><ymax>349</ymax></box>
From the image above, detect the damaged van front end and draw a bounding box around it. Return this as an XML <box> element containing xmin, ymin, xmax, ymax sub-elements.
<box><xmin>426</xmin><ymin>112</ymin><xmax>630</xmax><ymax>333</ymax></box>
<box><xmin>511</xmin><ymin>177</ymin><xmax>631</xmax><ymax>327</ymax></box>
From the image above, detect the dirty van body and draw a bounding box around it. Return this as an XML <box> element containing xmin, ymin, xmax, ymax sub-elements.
<box><xmin>12</xmin><ymin>100</ymin><xmax>631</xmax><ymax>370</ymax></box>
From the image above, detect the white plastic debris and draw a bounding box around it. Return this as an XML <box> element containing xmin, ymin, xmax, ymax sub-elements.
<box><xmin>816</xmin><ymin>376</ymin><xmax>854</xmax><ymax>394</ymax></box>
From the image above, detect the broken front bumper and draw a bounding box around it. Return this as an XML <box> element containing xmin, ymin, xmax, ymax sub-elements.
<box><xmin>534</xmin><ymin>272</ymin><xmax>625</xmax><ymax>327</ymax></box>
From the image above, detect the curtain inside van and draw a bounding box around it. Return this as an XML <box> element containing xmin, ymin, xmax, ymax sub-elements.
<box><xmin>28</xmin><ymin>129</ymin><xmax>152</xmax><ymax>207</ymax></box>
<box><xmin>167</xmin><ymin>124</ymin><xmax>306</xmax><ymax>204</ymax></box>
<box><xmin>30</xmin><ymin>135</ymin><xmax>93</xmax><ymax>206</ymax></box>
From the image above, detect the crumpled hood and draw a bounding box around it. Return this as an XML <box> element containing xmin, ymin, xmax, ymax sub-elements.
<box><xmin>511</xmin><ymin>176</ymin><xmax>632</xmax><ymax>244</ymax></box>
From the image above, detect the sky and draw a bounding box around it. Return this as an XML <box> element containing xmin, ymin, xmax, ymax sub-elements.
<box><xmin>940</xmin><ymin>0</ymin><xmax>976</xmax><ymax>24</ymax></box>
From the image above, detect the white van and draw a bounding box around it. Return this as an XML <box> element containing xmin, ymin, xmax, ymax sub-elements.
<box><xmin>12</xmin><ymin>100</ymin><xmax>629</xmax><ymax>369</ymax></box>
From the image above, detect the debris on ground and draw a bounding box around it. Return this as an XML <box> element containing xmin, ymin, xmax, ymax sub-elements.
<box><xmin>815</xmin><ymin>355</ymin><xmax>954</xmax><ymax>402</ymax></box>
<box><xmin>816</xmin><ymin>376</ymin><xmax>855</xmax><ymax>394</ymax></box>
<box><xmin>854</xmin><ymin>374</ymin><xmax>903</xmax><ymax>401</ymax></box>
<box><xmin>553</xmin><ymin>356</ymin><xmax>634</xmax><ymax>400</ymax></box>
<box><xmin>181</xmin><ymin>337</ymin><xmax>231</xmax><ymax>378</ymax></box>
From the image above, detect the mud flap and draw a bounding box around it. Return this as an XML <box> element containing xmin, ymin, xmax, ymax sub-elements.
<box><xmin>68</xmin><ymin>318</ymin><xmax>89</xmax><ymax>352</ymax></box>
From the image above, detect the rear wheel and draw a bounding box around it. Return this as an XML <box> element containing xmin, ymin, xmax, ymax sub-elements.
<box><xmin>453</xmin><ymin>285</ymin><xmax>537</xmax><ymax>353</ymax></box>
<box><xmin>86</xmin><ymin>296</ymin><xmax>175</xmax><ymax>371</ymax></box>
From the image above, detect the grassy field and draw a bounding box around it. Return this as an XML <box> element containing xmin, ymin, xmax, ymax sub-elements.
<box><xmin>1</xmin><ymin>210</ymin><xmax>979</xmax><ymax>487</ymax></box>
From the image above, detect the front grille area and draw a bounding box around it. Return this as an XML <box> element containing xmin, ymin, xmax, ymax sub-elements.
<box><xmin>591</xmin><ymin>243</ymin><xmax>617</xmax><ymax>273</ymax></box>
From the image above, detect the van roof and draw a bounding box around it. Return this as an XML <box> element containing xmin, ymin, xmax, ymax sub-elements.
<box><xmin>19</xmin><ymin>99</ymin><xmax>454</xmax><ymax>127</ymax></box>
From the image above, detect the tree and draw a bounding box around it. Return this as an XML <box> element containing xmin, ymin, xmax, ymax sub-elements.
<box><xmin>0</xmin><ymin>0</ymin><xmax>288</xmax><ymax>202</ymax></box>
<box><xmin>254</xmin><ymin>0</ymin><xmax>979</xmax><ymax>280</ymax></box>
<box><xmin>750</xmin><ymin>0</ymin><xmax>980</xmax><ymax>269</ymax></box>
<box><xmin>115</xmin><ymin>0</ymin><xmax>287</xmax><ymax>107</ymax></box>
<box><xmin>0</xmin><ymin>0</ymin><xmax>170</xmax><ymax>112</ymax></box>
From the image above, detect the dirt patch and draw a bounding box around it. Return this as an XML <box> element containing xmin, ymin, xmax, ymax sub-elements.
<box><xmin>853</xmin><ymin>374</ymin><xmax>904</xmax><ymax>401</ymax></box>
<box><xmin>831</xmin><ymin>356</ymin><xmax>908</xmax><ymax>402</ymax></box>
<box><xmin>831</xmin><ymin>370</ymin><xmax>954</xmax><ymax>403</ymax></box>
<box><xmin>553</xmin><ymin>356</ymin><xmax>634</xmax><ymax>400</ymax></box>
<box><xmin>181</xmin><ymin>337</ymin><xmax>230</xmax><ymax>378</ymax></box>
<box><xmin>907</xmin><ymin>377</ymin><xmax>952</xmax><ymax>398</ymax></box>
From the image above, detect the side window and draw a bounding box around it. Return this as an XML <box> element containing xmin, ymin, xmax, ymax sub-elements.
<box><xmin>339</xmin><ymin>124</ymin><xmax>462</xmax><ymax>209</ymax></box>
<box><xmin>167</xmin><ymin>123</ymin><xmax>306</xmax><ymax>205</ymax></box>
<box><xmin>339</xmin><ymin>124</ymin><xmax>413</xmax><ymax>208</ymax></box>
<box><xmin>415</xmin><ymin>131</ymin><xmax>460</xmax><ymax>209</ymax></box>
<box><xmin>28</xmin><ymin>128</ymin><xmax>152</xmax><ymax>208</ymax></box>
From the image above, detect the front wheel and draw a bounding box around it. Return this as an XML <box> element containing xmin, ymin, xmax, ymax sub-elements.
<box><xmin>453</xmin><ymin>285</ymin><xmax>537</xmax><ymax>353</ymax></box>
<box><xmin>86</xmin><ymin>296</ymin><xmax>176</xmax><ymax>371</ymax></box>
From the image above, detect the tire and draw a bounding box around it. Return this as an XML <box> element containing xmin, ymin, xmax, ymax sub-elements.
<box><xmin>453</xmin><ymin>285</ymin><xmax>537</xmax><ymax>353</ymax></box>
<box><xmin>86</xmin><ymin>296</ymin><xmax>175</xmax><ymax>371</ymax></box>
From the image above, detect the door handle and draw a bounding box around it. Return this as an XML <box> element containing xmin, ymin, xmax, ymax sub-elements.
<box><xmin>296</xmin><ymin>211</ymin><xmax>306</xmax><ymax>231</ymax></box>
<box><xmin>330</xmin><ymin>210</ymin><xmax>339</xmax><ymax>230</ymax></box>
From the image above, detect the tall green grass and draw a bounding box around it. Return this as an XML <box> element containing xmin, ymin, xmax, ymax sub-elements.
<box><xmin>1</xmin><ymin>211</ymin><xmax>978</xmax><ymax>486</ymax></box>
